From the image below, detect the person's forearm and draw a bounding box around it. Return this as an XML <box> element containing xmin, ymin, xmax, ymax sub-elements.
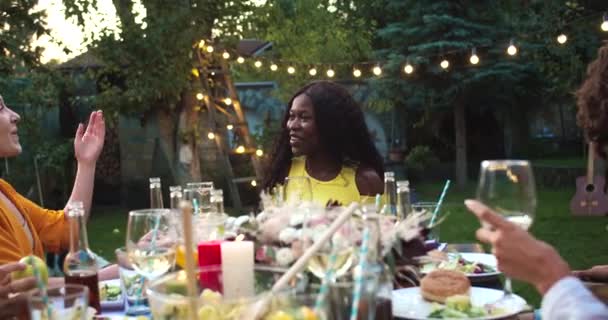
<box><xmin>65</xmin><ymin>162</ymin><xmax>96</xmax><ymax>220</ymax></box>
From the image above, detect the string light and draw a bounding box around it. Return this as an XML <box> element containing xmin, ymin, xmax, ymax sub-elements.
<box><xmin>353</xmin><ymin>68</ymin><xmax>362</xmax><ymax>78</ymax></box>
<box><xmin>226</xmin><ymin>124</ymin><xmax>234</xmax><ymax>130</ymax></box>
<box><xmin>270</xmin><ymin>63</ymin><xmax>278</xmax><ymax>71</ymax></box>
<box><xmin>237</xmin><ymin>56</ymin><xmax>245</xmax><ymax>64</ymax></box>
<box><xmin>326</xmin><ymin>68</ymin><xmax>335</xmax><ymax>78</ymax></box>
<box><xmin>251</xmin><ymin>180</ymin><xmax>257</xmax><ymax>187</ymax></box>
<box><xmin>255</xmin><ymin>149</ymin><xmax>264</xmax><ymax>157</ymax></box>
<box><xmin>222</xmin><ymin>51</ymin><xmax>230</xmax><ymax>59</ymax></box>
<box><xmin>602</xmin><ymin>14</ymin><xmax>608</xmax><ymax>31</ymax></box>
<box><xmin>207</xmin><ymin>132</ymin><xmax>215</xmax><ymax>140</ymax></box>
<box><xmin>469</xmin><ymin>48</ymin><xmax>480</xmax><ymax>65</ymax></box>
<box><xmin>403</xmin><ymin>63</ymin><xmax>414</xmax><ymax>74</ymax></box>
<box><xmin>198</xmin><ymin>40</ymin><xmax>205</xmax><ymax>48</ymax></box>
<box><xmin>224</xmin><ymin>98</ymin><xmax>233</xmax><ymax>105</ymax></box>
<box><xmin>557</xmin><ymin>34</ymin><xmax>567</xmax><ymax>44</ymax></box>
<box><xmin>308</xmin><ymin>68</ymin><xmax>317</xmax><ymax>76</ymax></box>
<box><xmin>287</xmin><ymin>66</ymin><xmax>296</xmax><ymax>74</ymax></box>
<box><xmin>440</xmin><ymin>59</ymin><xmax>450</xmax><ymax>69</ymax></box>
<box><xmin>191</xmin><ymin>68</ymin><xmax>200</xmax><ymax>78</ymax></box>
<box><xmin>372</xmin><ymin>65</ymin><xmax>382</xmax><ymax>76</ymax></box>
<box><xmin>254</xmin><ymin>60</ymin><xmax>262</xmax><ymax>68</ymax></box>
<box><xmin>196</xmin><ymin>93</ymin><xmax>204</xmax><ymax>100</ymax></box>
<box><xmin>206</xmin><ymin>45</ymin><xmax>214</xmax><ymax>53</ymax></box>
<box><xmin>507</xmin><ymin>39</ymin><xmax>518</xmax><ymax>56</ymax></box>
<box><xmin>236</xmin><ymin>145</ymin><xmax>245</xmax><ymax>154</ymax></box>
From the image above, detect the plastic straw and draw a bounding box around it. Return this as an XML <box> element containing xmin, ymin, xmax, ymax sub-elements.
<box><xmin>349</xmin><ymin>227</ymin><xmax>370</xmax><ymax>320</ymax></box>
<box><xmin>180</xmin><ymin>201</ymin><xmax>198</xmax><ymax>320</ymax></box>
<box><xmin>429</xmin><ymin>180</ymin><xmax>450</xmax><ymax>227</ymax></box>
<box><xmin>31</xmin><ymin>258</ymin><xmax>52</xmax><ymax>319</ymax></box>
<box><xmin>314</xmin><ymin>251</ymin><xmax>337</xmax><ymax>312</ymax></box>
<box><xmin>192</xmin><ymin>198</ymin><xmax>200</xmax><ymax>216</ymax></box>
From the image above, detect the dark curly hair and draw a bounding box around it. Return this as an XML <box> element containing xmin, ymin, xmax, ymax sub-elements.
<box><xmin>262</xmin><ymin>81</ymin><xmax>384</xmax><ymax>190</ymax></box>
<box><xmin>576</xmin><ymin>42</ymin><xmax>608</xmax><ymax>157</ymax></box>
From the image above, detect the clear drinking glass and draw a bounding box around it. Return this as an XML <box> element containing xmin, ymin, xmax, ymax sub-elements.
<box><xmin>116</xmin><ymin>247</ymin><xmax>149</xmax><ymax>316</ymax></box>
<box><xmin>126</xmin><ymin>209</ymin><xmax>176</xmax><ymax>281</ymax></box>
<box><xmin>477</xmin><ymin>160</ymin><xmax>536</xmax><ymax>304</ymax></box>
<box><xmin>28</xmin><ymin>284</ymin><xmax>91</xmax><ymax>320</ymax></box>
<box><xmin>186</xmin><ymin>182</ymin><xmax>214</xmax><ymax>214</ymax></box>
<box><xmin>284</xmin><ymin>176</ymin><xmax>312</xmax><ymax>205</ymax></box>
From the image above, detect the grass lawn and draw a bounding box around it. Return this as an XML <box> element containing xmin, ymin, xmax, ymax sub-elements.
<box><xmin>88</xmin><ymin>181</ymin><xmax>608</xmax><ymax>307</ymax></box>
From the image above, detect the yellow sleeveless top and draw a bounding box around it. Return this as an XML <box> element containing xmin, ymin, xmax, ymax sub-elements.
<box><xmin>287</xmin><ymin>157</ymin><xmax>364</xmax><ymax>206</ymax></box>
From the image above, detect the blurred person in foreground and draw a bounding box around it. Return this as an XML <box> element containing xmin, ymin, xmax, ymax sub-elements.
<box><xmin>465</xmin><ymin>43</ymin><xmax>608</xmax><ymax>319</ymax></box>
<box><xmin>262</xmin><ymin>81</ymin><xmax>384</xmax><ymax>206</ymax></box>
<box><xmin>0</xmin><ymin>262</ymin><xmax>36</xmax><ymax>319</ymax></box>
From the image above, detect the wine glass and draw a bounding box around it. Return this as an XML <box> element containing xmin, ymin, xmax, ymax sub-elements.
<box><xmin>284</xmin><ymin>176</ymin><xmax>313</xmax><ymax>205</ymax></box>
<box><xmin>477</xmin><ymin>160</ymin><xmax>536</xmax><ymax>305</ymax></box>
<box><xmin>126</xmin><ymin>209</ymin><xmax>176</xmax><ymax>281</ymax></box>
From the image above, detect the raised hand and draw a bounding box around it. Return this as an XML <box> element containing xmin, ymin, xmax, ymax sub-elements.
<box><xmin>74</xmin><ymin>110</ymin><xmax>105</xmax><ymax>166</ymax></box>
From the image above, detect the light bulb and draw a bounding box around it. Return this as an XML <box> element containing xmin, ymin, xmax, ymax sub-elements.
<box><xmin>404</xmin><ymin>64</ymin><xmax>414</xmax><ymax>74</ymax></box>
<box><xmin>353</xmin><ymin>69</ymin><xmax>362</xmax><ymax>78</ymax></box>
<box><xmin>507</xmin><ymin>44</ymin><xmax>517</xmax><ymax>56</ymax></box>
<box><xmin>207</xmin><ymin>132</ymin><xmax>215</xmax><ymax>140</ymax></box>
<box><xmin>254</xmin><ymin>60</ymin><xmax>262</xmax><ymax>68</ymax></box>
<box><xmin>196</xmin><ymin>93</ymin><xmax>204</xmax><ymax>100</ymax></box>
<box><xmin>557</xmin><ymin>34</ymin><xmax>567</xmax><ymax>44</ymax></box>
<box><xmin>255</xmin><ymin>149</ymin><xmax>264</xmax><ymax>157</ymax></box>
<box><xmin>602</xmin><ymin>20</ymin><xmax>608</xmax><ymax>32</ymax></box>
<box><xmin>470</xmin><ymin>54</ymin><xmax>479</xmax><ymax>65</ymax></box>
<box><xmin>440</xmin><ymin>59</ymin><xmax>449</xmax><ymax>69</ymax></box>
<box><xmin>224</xmin><ymin>98</ymin><xmax>232</xmax><ymax>105</ymax></box>
<box><xmin>237</xmin><ymin>57</ymin><xmax>245</xmax><ymax>64</ymax></box>
<box><xmin>206</xmin><ymin>45</ymin><xmax>214</xmax><ymax>53</ymax></box>
<box><xmin>226</xmin><ymin>124</ymin><xmax>234</xmax><ymax>130</ymax></box>
<box><xmin>309</xmin><ymin>68</ymin><xmax>317</xmax><ymax>76</ymax></box>
<box><xmin>198</xmin><ymin>40</ymin><xmax>205</xmax><ymax>48</ymax></box>
<box><xmin>270</xmin><ymin>64</ymin><xmax>278</xmax><ymax>71</ymax></box>
<box><xmin>372</xmin><ymin>66</ymin><xmax>382</xmax><ymax>76</ymax></box>
<box><xmin>222</xmin><ymin>51</ymin><xmax>230</xmax><ymax>59</ymax></box>
<box><xmin>251</xmin><ymin>180</ymin><xmax>257</xmax><ymax>187</ymax></box>
<box><xmin>287</xmin><ymin>66</ymin><xmax>296</xmax><ymax>74</ymax></box>
<box><xmin>236</xmin><ymin>145</ymin><xmax>245</xmax><ymax>154</ymax></box>
<box><xmin>326</xmin><ymin>69</ymin><xmax>335</xmax><ymax>78</ymax></box>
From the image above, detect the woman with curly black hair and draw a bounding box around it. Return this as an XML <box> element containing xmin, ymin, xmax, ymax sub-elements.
<box><xmin>262</xmin><ymin>81</ymin><xmax>384</xmax><ymax>205</ymax></box>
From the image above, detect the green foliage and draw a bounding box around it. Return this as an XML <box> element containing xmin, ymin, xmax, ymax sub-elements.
<box><xmin>405</xmin><ymin>145</ymin><xmax>439</xmax><ymax>172</ymax></box>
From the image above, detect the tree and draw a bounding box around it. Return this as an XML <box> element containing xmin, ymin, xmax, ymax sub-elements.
<box><xmin>61</xmin><ymin>0</ymin><xmax>256</xmax><ymax>183</ymax></box>
<box><xmin>369</xmin><ymin>0</ymin><xmax>548</xmax><ymax>188</ymax></box>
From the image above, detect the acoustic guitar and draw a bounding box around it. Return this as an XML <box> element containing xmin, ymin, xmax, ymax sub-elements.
<box><xmin>570</xmin><ymin>142</ymin><xmax>608</xmax><ymax>216</ymax></box>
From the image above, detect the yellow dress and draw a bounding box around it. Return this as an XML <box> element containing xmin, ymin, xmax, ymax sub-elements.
<box><xmin>286</xmin><ymin>157</ymin><xmax>372</xmax><ymax>206</ymax></box>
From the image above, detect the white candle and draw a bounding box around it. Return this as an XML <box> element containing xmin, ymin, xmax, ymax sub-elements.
<box><xmin>221</xmin><ymin>241</ymin><xmax>255</xmax><ymax>299</ymax></box>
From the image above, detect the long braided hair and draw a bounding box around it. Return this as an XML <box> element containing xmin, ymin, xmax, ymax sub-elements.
<box><xmin>262</xmin><ymin>81</ymin><xmax>384</xmax><ymax>190</ymax></box>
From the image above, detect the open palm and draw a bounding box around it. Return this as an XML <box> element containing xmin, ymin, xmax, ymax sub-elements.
<box><xmin>74</xmin><ymin>111</ymin><xmax>106</xmax><ymax>165</ymax></box>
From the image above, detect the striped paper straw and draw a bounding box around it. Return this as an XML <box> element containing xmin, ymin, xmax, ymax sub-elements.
<box><xmin>349</xmin><ymin>227</ymin><xmax>370</xmax><ymax>320</ymax></box>
<box><xmin>314</xmin><ymin>250</ymin><xmax>338</xmax><ymax>313</ymax></box>
<box><xmin>429</xmin><ymin>180</ymin><xmax>450</xmax><ymax>227</ymax></box>
<box><xmin>31</xmin><ymin>258</ymin><xmax>52</xmax><ymax>319</ymax></box>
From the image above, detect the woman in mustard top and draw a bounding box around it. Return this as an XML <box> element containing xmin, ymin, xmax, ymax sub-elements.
<box><xmin>0</xmin><ymin>94</ymin><xmax>109</xmax><ymax>298</ymax></box>
<box><xmin>262</xmin><ymin>81</ymin><xmax>384</xmax><ymax>205</ymax></box>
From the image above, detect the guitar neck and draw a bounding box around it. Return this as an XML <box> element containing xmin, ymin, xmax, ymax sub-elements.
<box><xmin>587</xmin><ymin>142</ymin><xmax>595</xmax><ymax>184</ymax></box>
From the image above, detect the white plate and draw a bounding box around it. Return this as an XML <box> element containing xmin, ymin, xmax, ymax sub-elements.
<box><xmin>392</xmin><ymin>287</ymin><xmax>526</xmax><ymax>320</ymax></box>
<box><xmin>100</xmin><ymin>279</ymin><xmax>124</xmax><ymax>309</ymax></box>
<box><xmin>422</xmin><ymin>253</ymin><xmax>501</xmax><ymax>278</ymax></box>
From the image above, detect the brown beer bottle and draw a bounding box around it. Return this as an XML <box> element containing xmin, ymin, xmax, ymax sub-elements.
<box><xmin>63</xmin><ymin>201</ymin><xmax>101</xmax><ymax>313</ymax></box>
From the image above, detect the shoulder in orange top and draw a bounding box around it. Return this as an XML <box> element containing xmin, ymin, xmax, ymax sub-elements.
<box><xmin>0</xmin><ymin>179</ymin><xmax>69</xmax><ymax>264</ymax></box>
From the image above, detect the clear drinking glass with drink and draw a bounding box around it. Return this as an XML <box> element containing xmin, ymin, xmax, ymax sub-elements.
<box><xmin>126</xmin><ymin>209</ymin><xmax>176</xmax><ymax>281</ymax></box>
<box><xmin>186</xmin><ymin>181</ymin><xmax>214</xmax><ymax>214</ymax></box>
<box><xmin>28</xmin><ymin>284</ymin><xmax>92</xmax><ymax>320</ymax></box>
<box><xmin>477</xmin><ymin>160</ymin><xmax>536</xmax><ymax>305</ymax></box>
<box><xmin>116</xmin><ymin>247</ymin><xmax>149</xmax><ymax>316</ymax></box>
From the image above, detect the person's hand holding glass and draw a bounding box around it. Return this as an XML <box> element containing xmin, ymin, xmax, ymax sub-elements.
<box><xmin>126</xmin><ymin>209</ymin><xmax>176</xmax><ymax>281</ymax></box>
<box><xmin>476</xmin><ymin>160</ymin><xmax>536</xmax><ymax>306</ymax></box>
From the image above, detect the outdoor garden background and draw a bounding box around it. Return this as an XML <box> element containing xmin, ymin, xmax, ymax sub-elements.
<box><xmin>2</xmin><ymin>0</ymin><xmax>608</xmax><ymax>307</ymax></box>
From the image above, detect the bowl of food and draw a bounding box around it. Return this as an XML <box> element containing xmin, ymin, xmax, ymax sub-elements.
<box><xmin>147</xmin><ymin>265</ymin><xmax>322</xmax><ymax>320</ymax></box>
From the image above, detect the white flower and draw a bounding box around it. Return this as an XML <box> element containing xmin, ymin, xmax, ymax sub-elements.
<box><xmin>289</xmin><ymin>212</ymin><xmax>306</xmax><ymax>226</ymax></box>
<box><xmin>279</xmin><ymin>227</ymin><xmax>298</xmax><ymax>244</ymax></box>
<box><xmin>276</xmin><ymin>248</ymin><xmax>295</xmax><ymax>266</ymax></box>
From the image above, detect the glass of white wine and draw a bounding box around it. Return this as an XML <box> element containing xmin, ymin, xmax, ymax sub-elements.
<box><xmin>126</xmin><ymin>209</ymin><xmax>176</xmax><ymax>281</ymax></box>
<box><xmin>302</xmin><ymin>208</ymin><xmax>358</xmax><ymax>280</ymax></box>
<box><xmin>477</xmin><ymin>160</ymin><xmax>536</xmax><ymax>303</ymax></box>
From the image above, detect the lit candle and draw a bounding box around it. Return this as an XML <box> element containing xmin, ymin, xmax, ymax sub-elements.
<box><xmin>198</xmin><ymin>240</ymin><xmax>223</xmax><ymax>292</ymax></box>
<box><xmin>221</xmin><ymin>241</ymin><xmax>254</xmax><ymax>299</ymax></box>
